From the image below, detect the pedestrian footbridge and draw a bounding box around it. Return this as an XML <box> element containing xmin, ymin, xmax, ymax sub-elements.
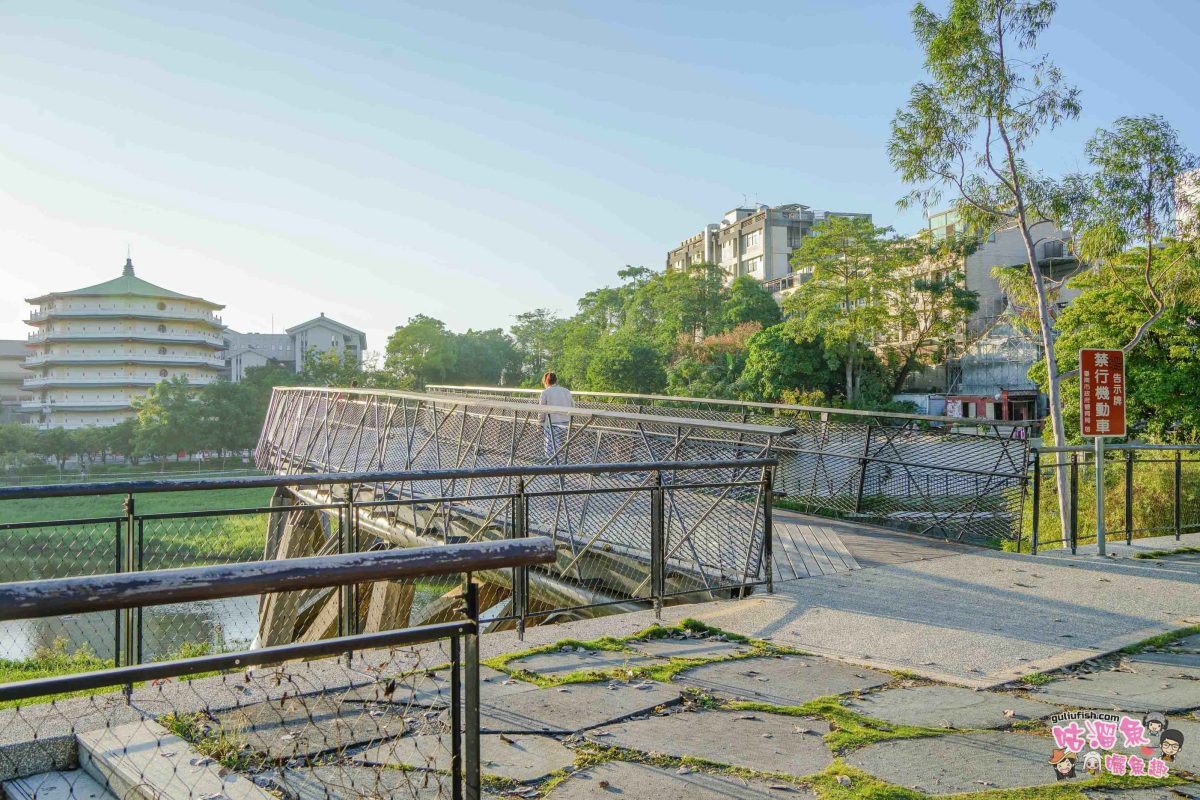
<box><xmin>252</xmin><ymin>386</ymin><xmax>1027</xmax><ymax>636</ymax></box>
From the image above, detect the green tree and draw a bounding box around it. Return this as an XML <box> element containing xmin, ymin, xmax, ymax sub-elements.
<box><xmin>667</xmin><ymin>322</ymin><xmax>762</xmax><ymax>399</ymax></box>
<box><xmin>75</xmin><ymin>426</ymin><xmax>110</xmax><ymax>465</ymax></box>
<box><xmin>451</xmin><ymin>329</ymin><xmax>520</xmax><ymax>386</ymax></box>
<box><xmin>627</xmin><ymin>263</ymin><xmax>726</xmax><ymax>351</ymax></box>
<box><xmin>556</xmin><ymin>319</ymin><xmax>603</xmax><ymax>389</ymax></box>
<box><xmin>299</xmin><ymin>348</ymin><xmax>365</xmax><ymax>387</ymax></box>
<box><xmin>889</xmin><ymin>0</ymin><xmax>1082</xmax><ymax>539</ymax></box>
<box><xmin>385</xmin><ymin>315</ymin><xmax>458</xmax><ymax>389</ymax></box>
<box><xmin>0</xmin><ymin>423</ymin><xmax>38</xmax><ymax>456</ymax></box>
<box><xmin>881</xmin><ymin>233</ymin><xmax>979</xmax><ymax>394</ymax></box>
<box><xmin>585</xmin><ymin>330</ymin><xmax>667</xmax><ymax>393</ymax></box>
<box><xmin>198</xmin><ymin>379</ymin><xmax>258</xmax><ymax>456</ymax></box>
<box><xmin>785</xmin><ymin>217</ymin><xmax>896</xmax><ymax>403</ymax></box>
<box><xmin>735</xmin><ymin>324</ymin><xmax>840</xmax><ymax>403</ymax></box>
<box><xmin>1032</xmin><ymin>242</ymin><xmax>1200</xmax><ymax>443</ymax></box>
<box><xmin>134</xmin><ymin>376</ymin><xmax>200</xmax><ymax>463</ymax></box>
<box><xmin>36</xmin><ymin>427</ymin><xmax>76</xmax><ymax>471</ymax></box>
<box><xmin>1058</xmin><ymin>115</ymin><xmax>1199</xmax><ymax>360</ymax></box>
<box><xmin>721</xmin><ymin>276</ymin><xmax>782</xmax><ymax>330</ymax></box>
<box><xmin>510</xmin><ymin>309</ymin><xmax>564</xmax><ymax>384</ymax></box>
<box><xmin>105</xmin><ymin>418</ymin><xmax>139</xmax><ymax>465</ymax></box>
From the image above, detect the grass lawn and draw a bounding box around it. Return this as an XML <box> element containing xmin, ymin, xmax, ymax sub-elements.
<box><xmin>0</xmin><ymin>484</ymin><xmax>275</xmax><ymax>575</ymax></box>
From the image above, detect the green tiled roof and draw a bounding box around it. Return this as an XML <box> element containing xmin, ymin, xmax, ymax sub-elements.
<box><xmin>26</xmin><ymin>259</ymin><xmax>223</xmax><ymax>308</ymax></box>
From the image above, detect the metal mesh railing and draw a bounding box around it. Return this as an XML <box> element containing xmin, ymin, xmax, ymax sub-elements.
<box><xmin>423</xmin><ymin>386</ymin><xmax>1030</xmax><ymax>543</ymax></box>
<box><xmin>0</xmin><ymin>540</ymin><xmax>553</xmax><ymax>800</ymax></box>
<box><xmin>0</xmin><ymin>460</ymin><xmax>772</xmax><ymax>676</ymax></box>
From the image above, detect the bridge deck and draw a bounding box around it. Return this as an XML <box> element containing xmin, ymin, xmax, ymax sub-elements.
<box><xmin>772</xmin><ymin>510</ymin><xmax>976</xmax><ymax>580</ymax></box>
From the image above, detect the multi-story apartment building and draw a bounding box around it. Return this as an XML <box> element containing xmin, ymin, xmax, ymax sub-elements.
<box><xmin>926</xmin><ymin>208</ymin><xmax>1079</xmax><ymax>338</ymax></box>
<box><xmin>22</xmin><ymin>258</ymin><xmax>225</xmax><ymax>429</ymax></box>
<box><xmin>220</xmin><ymin>313</ymin><xmax>366</xmax><ymax>383</ymax></box>
<box><xmin>897</xmin><ymin>210</ymin><xmax>1081</xmax><ymax>423</ymax></box>
<box><xmin>0</xmin><ymin>341</ymin><xmax>31</xmax><ymax>423</ymax></box>
<box><xmin>666</xmin><ymin>203</ymin><xmax>871</xmax><ymax>300</ymax></box>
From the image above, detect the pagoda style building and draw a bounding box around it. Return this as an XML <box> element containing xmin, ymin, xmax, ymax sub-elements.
<box><xmin>22</xmin><ymin>258</ymin><xmax>225</xmax><ymax>428</ymax></box>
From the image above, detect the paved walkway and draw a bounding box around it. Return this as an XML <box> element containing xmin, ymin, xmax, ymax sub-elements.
<box><xmin>1037</xmin><ymin>532</ymin><xmax>1200</xmax><ymax>560</ymax></box>
<box><xmin>481</xmin><ymin>516</ymin><xmax>1200</xmax><ymax>688</ymax></box>
<box><xmin>772</xmin><ymin>510</ymin><xmax>975</xmax><ymax>579</ymax></box>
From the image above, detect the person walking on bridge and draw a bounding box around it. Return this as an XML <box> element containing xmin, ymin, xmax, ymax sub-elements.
<box><xmin>539</xmin><ymin>371</ymin><xmax>572</xmax><ymax>462</ymax></box>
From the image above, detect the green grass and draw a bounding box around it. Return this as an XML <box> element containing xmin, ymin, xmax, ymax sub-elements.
<box><xmin>161</xmin><ymin>711</ymin><xmax>268</xmax><ymax>771</ymax></box>
<box><xmin>1117</xmin><ymin>623</ymin><xmax>1200</xmax><ymax>654</ymax></box>
<box><xmin>1133</xmin><ymin>546</ymin><xmax>1200</xmax><ymax>559</ymax></box>
<box><xmin>0</xmin><ymin>485</ymin><xmax>273</xmax><ymax>571</ymax></box>
<box><xmin>1018</xmin><ymin>671</ymin><xmax>1055</xmax><ymax>686</ymax></box>
<box><xmin>482</xmin><ymin>618</ymin><xmax>797</xmax><ymax>688</ymax></box>
<box><xmin>723</xmin><ymin>696</ymin><xmax>949</xmax><ymax>754</ymax></box>
<box><xmin>0</xmin><ymin>638</ymin><xmax>221</xmax><ymax>709</ymax></box>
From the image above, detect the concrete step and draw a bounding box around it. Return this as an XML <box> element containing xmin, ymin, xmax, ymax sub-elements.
<box><xmin>76</xmin><ymin>720</ymin><xmax>274</xmax><ymax>800</ymax></box>
<box><xmin>3</xmin><ymin>770</ymin><xmax>117</xmax><ymax>800</ymax></box>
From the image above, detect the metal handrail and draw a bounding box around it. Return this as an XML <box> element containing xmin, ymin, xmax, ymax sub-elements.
<box><xmin>0</xmin><ymin>537</ymin><xmax>556</xmax><ymax>620</ymax></box>
<box><xmin>0</xmin><ymin>459</ymin><xmax>778</xmax><ymax>501</ymax></box>
<box><xmin>273</xmin><ymin>386</ymin><xmax>796</xmax><ymax>435</ymax></box>
<box><xmin>426</xmin><ymin>384</ymin><xmax>1043</xmax><ymax>428</ymax></box>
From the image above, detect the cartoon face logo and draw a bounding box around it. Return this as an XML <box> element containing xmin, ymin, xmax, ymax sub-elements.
<box><xmin>1143</xmin><ymin>712</ymin><xmax>1168</xmax><ymax>736</ymax></box>
<box><xmin>1160</xmin><ymin>730</ymin><xmax>1184</xmax><ymax>762</ymax></box>
<box><xmin>1049</xmin><ymin>748</ymin><xmax>1077</xmax><ymax>780</ymax></box>
<box><xmin>1082</xmin><ymin>752</ymin><xmax>1101</xmax><ymax>775</ymax></box>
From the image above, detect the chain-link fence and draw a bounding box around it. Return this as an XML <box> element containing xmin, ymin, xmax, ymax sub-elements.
<box><xmin>1028</xmin><ymin>444</ymin><xmax>1200</xmax><ymax>553</ymax></box>
<box><xmin>0</xmin><ymin>540</ymin><xmax>553</xmax><ymax>800</ymax></box>
<box><xmin>420</xmin><ymin>385</ymin><xmax>1030</xmax><ymax>543</ymax></box>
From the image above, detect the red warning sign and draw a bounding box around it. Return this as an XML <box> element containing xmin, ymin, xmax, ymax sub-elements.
<box><xmin>1079</xmin><ymin>349</ymin><xmax>1125</xmax><ymax>437</ymax></box>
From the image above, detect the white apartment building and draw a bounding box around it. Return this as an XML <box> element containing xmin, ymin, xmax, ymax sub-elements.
<box><xmin>22</xmin><ymin>259</ymin><xmax>225</xmax><ymax>428</ymax></box>
<box><xmin>221</xmin><ymin>313</ymin><xmax>366</xmax><ymax>382</ymax></box>
<box><xmin>666</xmin><ymin>203</ymin><xmax>872</xmax><ymax>300</ymax></box>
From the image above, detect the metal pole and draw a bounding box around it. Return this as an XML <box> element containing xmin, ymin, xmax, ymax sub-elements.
<box><xmin>1095</xmin><ymin>436</ymin><xmax>1106</xmax><ymax>556</ymax></box>
<box><xmin>511</xmin><ymin>478</ymin><xmax>528</xmax><ymax>641</ymax></box>
<box><xmin>853</xmin><ymin>425</ymin><xmax>874</xmax><ymax>514</ymax></box>
<box><xmin>450</xmin><ymin>633</ymin><xmax>462</xmax><ymax>800</ymax></box>
<box><xmin>763</xmin><ymin>467</ymin><xmax>774</xmax><ymax>594</ymax></box>
<box><xmin>1125</xmin><ymin>450</ymin><xmax>1134</xmax><ymax>546</ymax></box>
<box><xmin>463</xmin><ymin>579</ymin><xmax>481</xmax><ymax>800</ymax></box>
<box><xmin>1070</xmin><ymin>454</ymin><xmax>1079</xmax><ymax>555</ymax></box>
<box><xmin>122</xmin><ymin>493</ymin><xmax>136</xmax><ymax>670</ymax></box>
<box><xmin>341</xmin><ymin>483</ymin><xmax>357</xmax><ymax>643</ymax></box>
<box><xmin>650</xmin><ymin>471</ymin><xmax>664</xmax><ymax>619</ymax></box>
<box><xmin>1175</xmin><ymin>450</ymin><xmax>1183</xmax><ymax>541</ymax></box>
<box><xmin>1031</xmin><ymin>450</ymin><xmax>1040</xmax><ymax>555</ymax></box>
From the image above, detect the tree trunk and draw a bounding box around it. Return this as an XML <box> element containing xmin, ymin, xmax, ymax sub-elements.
<box><xmin>1015</xmin><ymin>215</ymin><xmax>1072</xmax><ymax>545</ymax></box>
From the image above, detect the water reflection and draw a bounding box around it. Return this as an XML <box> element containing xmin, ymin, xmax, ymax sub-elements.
<box><xmin>0</xmin><ymin>595</ymin><xmax>259</xmax><ymax>663</ymax></box>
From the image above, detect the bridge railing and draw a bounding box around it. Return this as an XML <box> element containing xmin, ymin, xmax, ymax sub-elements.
<box><xmin>1028</xmin><ymin>444</ymin><xmax>1200</xmax><ymax>553</ymax></box>
<box><xmin>424</xmin><ymin>385</ymin><xmax>1030</xmax><ymax>544</ymax></box>
<box><xmin>0</xmin><ymin>458</ymin><xmax>774</xmax><ymax>673</ymax></box>
<box><xmin>0</xmin><ymin>538</ymin><xmax>555</xmax><ymax>799</ymax></box>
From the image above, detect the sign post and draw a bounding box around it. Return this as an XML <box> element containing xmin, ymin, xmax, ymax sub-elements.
<box><xmin>1079</xmin><ymin>349</ymin><xmax>1126</xmax><ymax>556</ymax></box>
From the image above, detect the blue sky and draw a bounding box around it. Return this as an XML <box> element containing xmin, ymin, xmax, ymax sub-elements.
<box><xmin>1</xmin><ymin>0</ymin><xmax>1196</xmax><ymax>355</ymax></box>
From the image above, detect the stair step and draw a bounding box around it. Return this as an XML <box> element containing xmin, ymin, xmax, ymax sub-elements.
<box><xmin>3</xmin><ymin>770</ymin><xmax>117</xmax><ymax>800</ymax></box>
<box><xmin>76</xmin><ymin>720</ymin><xmax>273</xmax><ymax>800</ymax></box>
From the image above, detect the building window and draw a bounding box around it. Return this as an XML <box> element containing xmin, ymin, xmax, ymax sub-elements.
<box><xmin>743</xmin><ymin>230</ymin><xmax>762</xmax><ymax>251</ymax></box>
<box><xmin>159</xmin><ymin>369</ymin><xmax>168</xmax><ymax>378</ymax></box>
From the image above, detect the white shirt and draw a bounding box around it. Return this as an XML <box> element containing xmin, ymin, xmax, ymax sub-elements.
<box><xmin>539</xmin><ymin>384</ymin><xmax>573</xmax><ymax>426</ymax></box>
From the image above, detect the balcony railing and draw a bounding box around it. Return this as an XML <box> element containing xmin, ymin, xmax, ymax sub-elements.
<box><xmin>27</xmin><ymin>307</ymin><xmax>223</xmax><ymax>324</ymax></box>
<box><xmin>24</xmin><ymin>352</ymin><xmax>226</xmax><ymax>367</ymax></box>
<box><xmin>28</xmin><ymin>330</ymin><xmax>224</xmax><ymax>345</ymax></box>
<box><xmin>22</xmin><ymin>374</ymin><xmax>219</xmax><ymax>388</ymax></box>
